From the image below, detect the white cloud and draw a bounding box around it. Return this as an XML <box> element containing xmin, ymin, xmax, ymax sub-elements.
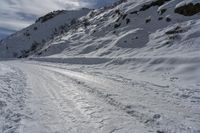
<box><xmin>80</xmin><ymin>0</ymin><xmax>116</xmax><ymax>8</ymax></box>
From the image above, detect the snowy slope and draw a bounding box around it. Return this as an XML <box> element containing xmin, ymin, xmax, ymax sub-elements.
<box><xmin>1</xmin><ymin>0</ymin><xmax>199</xmax><ymax>59</ymax></box>
<box><xmin>0</xmin><ymin>0</ymin><xmax>200</xmax><ymax>132</ymax></box>
<box><xmin>34</xmin><ymin>0</ymin><xmax>200</xmax><ymax>58</ymax></box>
<box><xmin>24</xmin><ymin>0</ymin><xmax>200</xmax><ymax>85</ymax></box>
<box><xmin>0</xmin><ymin>0</ymin><xmax>200</xmax><ymax>96</ymax></box>
<box><xmin>0</xmin><ymin>8</ymin><xmax>90</xmax><ymax>58</ymax></box>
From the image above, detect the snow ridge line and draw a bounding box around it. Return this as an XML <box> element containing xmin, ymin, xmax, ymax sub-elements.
<box><xmin>30</xmin><ymin>56</ymin><xmax>200</xmax><ymax>65</ymax></box>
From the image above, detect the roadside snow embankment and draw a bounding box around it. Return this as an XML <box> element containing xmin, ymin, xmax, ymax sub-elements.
<box><xmin>0</xmin><ymin>63</ymin><xmax>27</xmax><ymax>133</ymax></box>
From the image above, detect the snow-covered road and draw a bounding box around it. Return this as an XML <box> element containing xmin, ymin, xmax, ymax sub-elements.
<box><xmin>0</xmin><ymin>61</ymin><xmax>200</xmax><ymax>133</ymax></box>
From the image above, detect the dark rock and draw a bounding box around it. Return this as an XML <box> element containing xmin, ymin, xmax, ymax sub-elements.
<box><xmin>175</xmin><ymin>3</ymin><xmax>200</xmax><ymax>16</ymax></box>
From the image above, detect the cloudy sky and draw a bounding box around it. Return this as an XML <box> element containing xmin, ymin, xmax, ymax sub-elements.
<box><xmin>0</xmin><ymin>0</ymin><xmax>116</xmax><ymax>39</ymax></box>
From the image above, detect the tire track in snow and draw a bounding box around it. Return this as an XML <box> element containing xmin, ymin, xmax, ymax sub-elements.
<box><xmin>48</xmin><ymin>69</ymin><xmax>163</xmax><ymax>132</ymax></box>
<box><xmin>14</xmin><ymin>62</ymin><xmax>150</xmax><ymax>133</ymax></box>
<box><xmin>42</xmin><ymin>68</ymin><xmax>150</xmax><ymax>133</ymax></box>
<box><xmin>42</xmin><ymin>64</ymin><xmax>200</xmax><ymax>133</ymax></box>
<box><xmin>5</xmin><ymin>61</ymin><xmax>200</xmax><ymax>133</ymax></box>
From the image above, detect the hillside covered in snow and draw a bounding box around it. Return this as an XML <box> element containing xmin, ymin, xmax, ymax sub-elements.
<box><xmin>1</xmin><ymin>0</ymin><xmax>200</xmax><ymax>83</ymax></box>
<box><xmin>0</xmin><ymin>0</ymin><xmax>200</xmax><ymax>59</ymax></box>
<box><xmin>0</xmin><ymin>0</ymin><xmax>200</xmax><ymax>133</ymax></box>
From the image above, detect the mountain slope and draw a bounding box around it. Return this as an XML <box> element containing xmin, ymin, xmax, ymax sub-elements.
<box><xmin>0</xmin><ymin>0</ymin><xmax>200</xmax><ymax>133</ymax></box>
<box><xmin>1</xmin><ymin>0</ymin><xmax>200</xmax><ymax>89</ymax></box>
<box><xmin>1</xmin><ymin>0</ymin><xmax>200</xmax><ymax>59</ymax></box>
<box><xmin>0</xmin><ymin>0</ymin><xmax>200</xmax><ymax>85</ymax></box>
<box><xmin>0</xmin><ymin>8</ymin><xmax>91</xmax><ymax>58</ymax></box>
<box><xmin>34</xmin><ymin>0</ymin><xmax>200</xmax><ymax>58</ymax></box>
<box><xmin>26</xmin><ymin>0</ymin><xmax>200</xmax><ymax>84</ymax></box>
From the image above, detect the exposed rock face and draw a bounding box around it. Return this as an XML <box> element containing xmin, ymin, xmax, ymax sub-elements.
<box><xmin>175</xmin><ymin>3</ymin><xmax>200</xmax><ymax>16</ymax></box>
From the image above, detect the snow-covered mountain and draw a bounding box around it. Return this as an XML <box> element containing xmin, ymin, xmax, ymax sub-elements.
<box><xmin>0</xmin><ymin>0</ymin><xmax>199</xmax><ymax>59</ymax></box>
<box><xmin>1</xmin><ymin>0</ymin><xmax>200</xmax><ymax>80</ymax></box>
<box><xmin>0</xmin><ymin>8</ymin><xmax>91</xmax><ymax>58</ymax></box>
<box><xmin>0</xmin><ymin>0</ymin><xmax>200</xmax><ymax>78</ymax></box>
<box><xmin>0</xmin><ymin>0</ymin><xmax>200</xmax><ymax>133</ymax></box>
<box><xmin>1</xmin><ymin>0</ymin><xmax>200</xmax><ymax>81</ymax></box>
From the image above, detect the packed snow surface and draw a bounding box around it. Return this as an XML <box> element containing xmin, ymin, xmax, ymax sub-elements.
<box><xmin>0</xmin><ymin>60</ymin><xmax>200</xmax><ymax>133</ymax></box>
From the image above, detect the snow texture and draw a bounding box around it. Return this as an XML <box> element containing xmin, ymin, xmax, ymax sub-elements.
<box><xmin>0</xmin><ymin>0</ymin><xmax>200</xmax><ymax>132</ymax></box>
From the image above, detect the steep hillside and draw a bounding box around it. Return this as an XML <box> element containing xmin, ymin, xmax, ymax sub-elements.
<box><xmin>1</xmin><ymin>0</ymin><xmax>200</xmax><ymax>83</ymax></box>
<box><xmin>0</xmin><ymin>0</ymin><xmax>200</xmax><ymax>83</ymax></box>
<box><xmin>1</xmin><ymin>0</ymin><xmax>200</xmax><ymax>59</ymax></box>
<box><xmin>0</xmin><ymin>0</ymin><xmax>200</xmax><ymax>133</ymax></box>
<box><xmin>0</xmin><ymin>8</ymin><xmax>91</xmax><ymax>58</ymax></box>
<box><xmin>22</xmin><ymin>0</ymin><xmax>199</xmax><ymax>81</ymax></box>
<box><xmin>31</xmin><ymin>0</ymin><xmax>200</xmax><ymax>58</ymax></box>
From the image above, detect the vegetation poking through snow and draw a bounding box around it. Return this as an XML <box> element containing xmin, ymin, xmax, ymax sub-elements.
<box><xmin>130</xmin><ymin>11</ymin><xmax>138</xmax><ymax>15</ymax></box>
<box><xmin>30</xmin><ymin>41</ymin><xmax>40</xmax><ymax>51</ymax></box>
<box><xmin>114</xmin><ymin>23</ymin><xmax>121</xmax><ymax>28</ymax></box>
<box><xmin>166</xmin><ymin>28</ymin><xmax>181</xmax><ymax>41</ymax></box>
<box><xmin>19</xmin><ymin>41</ymin><xmax>40</xmax><ymax>58</ymax></box>
<box><xmin>159</xmin><ymin>9</ymin><xmax>167</xmax><ymax>15</ymax></box>
<box><xmin>126</xmin><ymin>18</ymin><xmax>130</xmax><ymax>24</ymax></box>
<box><xmin>122</xmin><ymin>14</ymin><xmax>127</xmax><ymax>20</ymax></box>
<box><xmin>165</xmin><ymin>26</ymin><xmax>183</xmax><ymax>35</ymax></box>
<box><xmin>83</xmin><ymin>18</ymin><xmax>90</xmax><ymax>28</ymax></box>
<box><xmin>140</xmin><ymin>0</ymin><xmax>171</xmax><ymax>11</ymax></box>
<box><xmin>158</xmin><ymin>17</ymin><xmax>163</xmax><ymax>20</ymax></box>
<box><xmin>129</xmin><ymin>0</ymin><xmax>171</xmax><ymax>18</ymax></box>
<box><xmin>33</xmin><ymin>27</ymin><xmax>38</xmax><ymax>30</ymax></box>
<box><xmin>24</xmin><ymin>31</ymin><xmax>30</xmax><ymax>37</ymax></box>
<box><xmin>166</xmin><ymin>17</ymin><xmax>171</xmax><ymax>22</ymax></box>
<box><xmin>35</xmin><ymin>10</ymin><xmax>64</xmax><ymax>23</ymax></box>
<box><xmin>146</xmin><ymin>17</ymin><xmax>151</xmax><ymax>23</ymax></box>
<box><xmin>175</xmin><ymin>3</ymin><xmax>200</xmax><ymax>16</ymax></box>
<box><xmin>70</xmin><ymin>19</ymin><xmax>77</xmax><ymax>25</ymax></box>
